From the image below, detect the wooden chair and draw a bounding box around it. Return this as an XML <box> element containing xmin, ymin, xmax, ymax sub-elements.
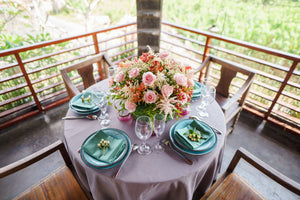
<box><xmin>200</xmin><ymin>147</ymin><xmax>300</xmax><ymax>200</ymax></box>
<box><xmin>194</xmin><ymin>55</ymin><xmax>256</xmax><ymax>134</ymax></box>
<box><xmin>60</xmin><ymin>53</ymin><xmax>113</xmax><ymax>98</ymax></box>
<box><xmin>0</xmin><ymin>140</ymin><xmax>93</xmax><ymax>200</ymax></box>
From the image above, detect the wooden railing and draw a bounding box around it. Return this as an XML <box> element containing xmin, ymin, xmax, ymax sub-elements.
<box><xmin>0</xmin><ymin>22</ymin><xmax>137</xmax><ymax>129</ymax></box>
<box><xmin>161</xmin><ymin>21</ymin><xmax>300</xmax><ymax>135</ymax></box>
<box><xmin>1</xmin><ymin>21</ymin><xmax>299</xmax><ymax>135</ymax></box>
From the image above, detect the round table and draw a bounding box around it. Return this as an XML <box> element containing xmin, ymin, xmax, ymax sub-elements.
<box><xmin>63</xmin><ymin>79</ymin><xmax>226</xmax><ymax>200</ymax></box>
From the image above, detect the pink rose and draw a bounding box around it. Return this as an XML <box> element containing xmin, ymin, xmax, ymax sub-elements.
<box><xmin>125</xmin><ymin>100</ymin><xmax>136</xmax><ymax>113</ymax></box>
<box><xmin>159</xmin><ymin>51</ymin><xmax>169</xmax><ymax>60</ymax></box>
<box><xmin>144</xmin><ymin>90</ymin><xmax>157</xmax><ymax>104</ymax></box>
<box><xmin>161</xmin><ymin>85</ymin><xmax>173</xmax><ymax>98</ymax></box>
<box><xmin>114</xmin><ymin>71</ymin><xmax>125</xmax><ymax>83</ymax></box>
<box><xmin>174</xmin><ymin>73</ymin><xmax>187</xmax><ymax>87</ymax></box>
<box><xmin>188</xmin><ymin>79</ymin><xmax>195</xmax><ymax>87</ymax></box>
<box><xmin>109</xmin><ymin>77</ymin><xmax>114</xmax><ymax>87</ymax></box>
<box><xmin>142</xmin><ymin>72</ymin><xmax>156</xmax><ymax>86</ymax></box>
<box><xmin>129</xmin><ymin>67</ymin><xmax>139</xmax><ymax>78</ymax></box>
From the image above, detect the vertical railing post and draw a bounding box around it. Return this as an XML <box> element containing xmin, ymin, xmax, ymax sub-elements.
<box><xmin>265</xmin><ymin>60</ymin><xmax>298</xmax><ymax>120</ymax></box>
<box><xmin>92</xmin><ymin>34</ymin><xmax>104</xmax><ymax>80</ymax></box>
<box><xmin>199</xmin><ymin>36</ymin><xmax>211</xmax><ymax>82</ymax></box>
<box><xmin>15</xmin><ymin>53</ymin><xmax>43</xmax><ymax>112</ymax></box>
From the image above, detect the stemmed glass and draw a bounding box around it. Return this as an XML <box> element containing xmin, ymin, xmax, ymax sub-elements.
<box><xmin>197</xmin><ymin>85</ymin><xmax>216</xmax><ymax>118</ymax></box>
<box><xmin>153</xmin><ymin>113</ymin><xmax>166</xmax><ymax>151</ymax></box>
<box><xmin>92</xmin><ymin>91</ymin><xmax>111</xmax><ymax>128</ymax></box>
<box><xmin>135</xmin><ymin>116</ymin><xmax>152</xmax><ymax>155</ymax></box>
<box><xmin>108</xmin><ymin>65</ymin><xmax>117</xmax><ymax>77</ymax></box>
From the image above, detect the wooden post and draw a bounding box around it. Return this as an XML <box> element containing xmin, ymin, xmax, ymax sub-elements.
<box><xmin>136</xmin><ymin>0</ymin><xmax>162</xmax><ymax>56</ymax></box>
<box><xmin>92</xmin><ymin>34</ymin><xmax>104</xmax><ymax>80</ymax></box>
<box><xmin>265</xmin><ymin>61</ymin><xmax>298</xmax><ymax>120</ymax></box>
<box><xmin>199</xmin><ymin>37</ymin><xmax>212</xmax><ymax>81</ymax></box>
<box><xmin>15</xmin><ymin>53</ymin><xmax>43</xmax><ymax>111</ymax></box>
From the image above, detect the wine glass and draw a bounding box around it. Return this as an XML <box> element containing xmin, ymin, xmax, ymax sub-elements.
<box><xmin>153</xmin><ymin>113</ymin><xmax>166</xmax><ymax>151</ymax></box>
<box><xmin>91</xmin><ymin>91</ymin><xmax>110</xmax><ymax>127</ymax></box>
<box><xmin>197</xmin><ymin>85</ymin><xmax>216</xmax><ymax>118</ymax></box>
<box><xmin>99</xmin><ymin>100</ymin><xmax>111</xmax><ymax>128</ymax></box>
<box><xmin>135</xmin><ymin>116</ymin><xmax>152</xmax><ymax>155</ymax></box>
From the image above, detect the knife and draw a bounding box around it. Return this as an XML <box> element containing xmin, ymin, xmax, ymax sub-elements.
<box><xmin>160</xmin><ymin>139</ymin><xmax>193</xmax><ymax>165</ymax></box>
<box><xmin>113</xmin><ymin>144</ymin><xmax>138</xmax><ymax>178</ymax></box>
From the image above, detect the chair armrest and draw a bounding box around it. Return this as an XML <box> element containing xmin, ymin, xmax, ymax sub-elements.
<box><xmin>221</xmin><ymin>73</ymin><xmax>255</xmax><ymax>111</ymax></box>
<box><xmin>0</xmin><ymin>140</ymin><xmax>72</xmax><ymax>178</ymax></box>
<box><xmin>226</xmin><ymin>147</ymin><xmax>300</xmax><ymax>195</ymax></box>
<box><xmin>193</xmin><ymin>56</ymin><xmax>212</xmax><ymax>74</ymax></box>
<box><xmin>60</xmin><ymin>68</ymin><xmax>80</xmax><ymax>97</ymax></box>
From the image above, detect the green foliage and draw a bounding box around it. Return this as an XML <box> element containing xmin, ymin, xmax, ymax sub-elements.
<box><xmin>0</xmin><ymin>0</ymin><xmax>24</xmax><ymax>32</ymax></box>
<box><xmin>162</xmin><ymin>0</ymin><xmax>300</xmax><ymax>55</ymax></box>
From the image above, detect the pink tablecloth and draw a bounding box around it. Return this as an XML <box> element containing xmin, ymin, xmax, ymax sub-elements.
<box><xmin>63</xmin><ymin>80</ymin><xmax>226</xmax><ymax>200</ymax></box>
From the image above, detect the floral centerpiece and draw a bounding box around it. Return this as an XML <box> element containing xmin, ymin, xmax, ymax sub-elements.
<box><xmin>108</xmin><ymin>47</ymin><xmax>195</xmax><ymax>120</ymax></box>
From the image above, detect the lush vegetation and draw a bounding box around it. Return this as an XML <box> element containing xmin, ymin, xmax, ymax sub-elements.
<box><xmin>163</xmin><ymin>0</ymin><xmax>300</xmax><ymax>55</ymax></box>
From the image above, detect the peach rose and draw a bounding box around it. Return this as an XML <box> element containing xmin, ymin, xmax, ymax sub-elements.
<box><xmin>108</xmin><ymin>77</ymin><xmax>114</xmax><ymax>87</ymax></box>
<box><xmin>114</xmin><ymin>71</ymin><xmax>125</xmax><ymax>83</ymax></box>
<box><xmin>142</xmin><ymin>72</ymin><xmax>156</xmax><ymax>86</ymax></box>
<box><xmin>174</xmin><ymin>73</ymin><xmax>187</xmax><ymax>87</ymax></box>
<box><xmin>187</xmin><ymin>79</ymin><xmax>195</xmax><ymax>87</ymax></box>
<box><xmin>161</xmin><ymin>85</ymin><xmax>173</xmax><ymax>98</ymax></box>
<box><xmin>129</xmin><ymin>67</ymin><xmax>139</xmax><ymax>78</ymax></box>
<box><xmin>144</xmin><ymin>90</ymin><xmax>157</xmax><ymax>104</ymax></box>
<box><xmin>125</xmin><ymin>100</ymin><xmax>136</xmax><ymax>113</ymax></box>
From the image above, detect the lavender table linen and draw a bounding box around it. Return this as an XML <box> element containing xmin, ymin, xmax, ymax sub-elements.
<box><xmin>63</xmin><ymin>79</ymin><xmax>226</xmax><ymax>200</ymax></box>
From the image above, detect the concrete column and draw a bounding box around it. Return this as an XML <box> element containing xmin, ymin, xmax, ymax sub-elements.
<box><xmin>136</xmin><ymin>0</ymin><xmax>162</xmax><ymax>56</ymax></box>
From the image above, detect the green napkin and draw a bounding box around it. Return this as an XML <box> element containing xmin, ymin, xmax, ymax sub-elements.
<box><xmin>72</xmin><ymin>91</ymin><xmax>95</xmax><ymax>110</ymax></box>
<box><xmin>82</xmin><ymin>130</ymin><xmax>126</xmax><ymax>163</ymax></box>
<box><xmin>175</xmin><ymin>120</ymin><xmax>214</xmax><ymax>149</ymax></box>
<box><xmin>193</xmin><ymin>83</ymin><xmax>202</xmax><ymax>95</ymax></box>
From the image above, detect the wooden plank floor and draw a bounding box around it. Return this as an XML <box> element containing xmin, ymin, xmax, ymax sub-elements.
<box><xmin>0</xmin><ymin>103</ymin><xmax>299</xmax><ymax>200</ymax></box>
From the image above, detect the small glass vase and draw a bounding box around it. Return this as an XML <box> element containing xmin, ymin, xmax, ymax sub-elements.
<box><xmin>179</xmin><ymin>105</ymin><xmax>190</xmax><ymax>116</ymax></box>
<box><xmin>117</xmin><ymin>110</ymin><xmax>132</xmax><ymax>121</ymax></box>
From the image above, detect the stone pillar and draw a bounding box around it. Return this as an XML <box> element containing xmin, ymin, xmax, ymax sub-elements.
<box><xmin>136</xmin><ymin>0</ymin><xmax>162</xmax><ymax>56</ymax></box>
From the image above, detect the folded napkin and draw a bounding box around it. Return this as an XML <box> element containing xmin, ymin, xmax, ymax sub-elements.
<box><xmin>193</xmin><ymin>82</ymin><xmax>202</xmax><ymax>96</ymax></box>
<box><xmin>175</xmin><ymin>120</ymin><xmax>214</xmax><ymax>150</ymax></box>
<box><xmin>82</xmin><ymin>130</ymin><xmax>126</xmax><ymax>163</ymax></box>
<box><xmin>72</xmin><ymin>91</ymin><xmax>96</xmax><ymax>110</ymax></box>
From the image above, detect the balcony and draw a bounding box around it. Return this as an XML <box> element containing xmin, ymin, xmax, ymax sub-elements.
<box><xmin>0</xmin><ymin>21</ymin><xmax>299</xmax><ymax>199</ymax></box>
<box><xmin>1</xmin><ymin>21</ymin><xmax>299</xmax><ymax>135</ymax></box>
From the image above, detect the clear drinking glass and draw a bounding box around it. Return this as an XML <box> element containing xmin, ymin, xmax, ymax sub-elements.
<box><xmin>153</xmin><ymin>113</ymin><xmax>166</xmax><ymax>151</ymax></box>
<box><xmin>135</xmin><ymin>116</ymin><xmax>152</xmax><ymax>155</ymax></box>
<box><xmin>108</xmin><ymin>65</ymin><xmax>117</xmax><ymax>77</ymax></box>
<box><xmin>197</xmin><ymin>85</ymin><xmax>216</xmax><ymax>118</ymax></box>
<box><xmin>92</xmin><ymin>92</ymin><xmax>110</xmax><ymax>127</ymax></box>
<box><xmin>99</xmin><ymin>100</ymin><xmax>111</xmax><ymax>128</ymax></box>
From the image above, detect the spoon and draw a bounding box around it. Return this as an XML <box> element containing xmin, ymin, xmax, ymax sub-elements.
<box><xmin>62</xmin><ymin>115</ymin><xmax>98</xmax><ymax>120</ymax></box>
<box><xmin>113</xmin><ymin>144</ymin><xmax>138</xmax><ymax>178</ymax></box>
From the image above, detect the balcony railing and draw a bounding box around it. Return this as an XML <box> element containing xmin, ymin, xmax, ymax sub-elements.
<box><xmin>0</xmin><ymin>21</ymin><xmax>299</xmax><ymax>135</ymax></box>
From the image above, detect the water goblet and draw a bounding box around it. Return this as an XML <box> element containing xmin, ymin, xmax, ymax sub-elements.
<box><xmin>197</xmin><ymin>85</ymin><xmax>216</xmax><ymax>118</ymax></box>
<box><xmin>135</xmin><ymin>116</ymin><xmax>152</xmax><ymax>155</ymax></box>
<box><xmin>99</xmin><ymin>100</ymin><xmax>111</xmax><ymax>128</ymax></box>
<box><xmin>153</xmin><ymin>113</ymin><xmax>166</xmax><ymax>151</ymax></box>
